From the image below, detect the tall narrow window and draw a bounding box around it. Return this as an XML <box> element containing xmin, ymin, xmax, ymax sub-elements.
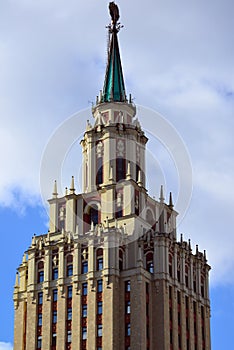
<box><xmin>52</xmin><ymin>267</ymin><xmax>58</xmax><ymax>280</ymax></box>
<box><xmin>96</xmin><ymin>248</ymin><xmax>103</xmax><ymax>271</ymax></box>
<box><xmin>146</xmin><ymin>252</ymin><xmax>154</xmax><ymax>273</ymax></box>
<box><xmin>90</xmin><ymin>205</ymin><xmax>99</xmax><ymax>226</ymax></box>
<box><xmin>37</xmin><ymin>336</ymin><xmax>42</xmax><ymax>349</ymax></box>
<box><xmin>38</xmin><ymin>292</ymin><xmax>43</xmax><ymax>305</ymax></box>
<box><xmin>97</xmin><ymin>280</ymin><xmax>103</xmax><ymax>293</ymax></box>
<box><xmin>96</xmin><ymin>141</ymin><xmax>104</xmax><ymax>186</ymax></box>
<box><xmin>81</xmin><ymin>247</ymin><xmax>88</xmax><ymax>274</ymax></box>
<box><xmin>53</xmin><ymin>289</ymin><xmax>58</xmax><ymax>302</ymax></box>
<box><xmin>67</xmin><ymin>254</ymin><xmax>73</xmax><ymax>277</ymax></box>
<box><xmin>37</xmin><ymin>261</ymin><xmax>44</xmax><ymax>283</ymax></box>
<box><xmin>116</xmin><ymin>158</ymin><xmax>126</xmax><ymax>182</ymax></box>
<box><xmin>52</xmin><ymin>311</ymin><xmax>57</xmax><ymax>324</ymax></box>
<box><xmin>82</xmin><ymin>282</ymin><xmax>88</xmax><ymax>296</ymax></box>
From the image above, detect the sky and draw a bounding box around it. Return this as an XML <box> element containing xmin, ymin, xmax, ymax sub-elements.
<box><xmin>0</xmin><ymin>0</ymin><xmax>234</xmax><ymax>348</ymax></box>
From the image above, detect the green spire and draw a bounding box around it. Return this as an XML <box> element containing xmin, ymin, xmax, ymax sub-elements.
<box><xmin>102</xmin><ymin>3</ymin><xmax>126</xmax><ymax>103</ymax></box>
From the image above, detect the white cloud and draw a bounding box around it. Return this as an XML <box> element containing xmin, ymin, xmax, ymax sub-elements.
<box><xmin>0</xmin><ymin>342</ymin><xmax>13</xmax><ymax>350</ymax></box>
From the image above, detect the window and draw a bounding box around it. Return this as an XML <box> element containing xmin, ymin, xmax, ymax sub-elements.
<box><xmin>52</xmin><ymin>311</ymin><xmax>57</xmax><ymax>324</ymax></box>
<box><xmin>38</xmin><ymin>292</ymin><xmax>43</xmax><ymax>305</ymax></box>
<box><xmin>97</xmin><ymin>257</ymin><xmax>103</xmax><ymax>271</ymax></box>
<box><xmin>148</xmin><ymin>261</ymin><xmax>154</xmax><ymax>273</ymax></box>
<box><xmin>96</xmin><ymin>157</ymin><xmax>103</xmax><ymax>185</ymax></box>
<box><xmin>126</xmin><ymin>301</ymin><xmax>130</xmax><ymax>314</ymax></box>
<box><xmin>146</xmin><ymin>252</ymin><xmax>154</xmax><ymax>273</ymax></box>
<box><xmin>53</xmin><ymin>289</ymin><xmax>58</xmax><ymax>302</ymax></box>
<box><xmin>38</xmin><ymin>270</ymin><xmax>44</xmax><ymax>283</ymax></box>
<box><xmin>97</xmin><ymin>280</ymin><xmax>103</xmax><ymax>293</ymax></box>
<box><xmin>82</xmin><ymin>327</ymin><xmax>87</xmax><ymax>340</ymax></box>
<box><xmin>126</xmin><ymin>323</ymin><xmax>131</xmax><ymax>336</ymax></box>
<box><xmin>97</xmin><ymin>324</ymin><xmax>103</xmax><ymax>337</ymax></box>
<box><xmin>82</xmin><ymin>304</ymin><xmax>87</xmax><ymax>318</ymax></box>
<box><xmin>90</xmin><ymin>205</ymin><xmax>99</xmax><ymax>226</ymax></box>
<box><xmin>125</xmin><ymin>281</ymin><xmax>131</xmax><ymax>292</ymax></box>
<box><xmin>67</xmin><ymin>330</ymin><xmax>72</xmax><ymax>343</ymax></box>
<box><xmin>116</xmin><ymin>158</ymin><xmax>126</xmax><ymax>182</ymax></box>
<box><xmin>82</xmin><ymin>283</ymin><xmax>88</xmax><ymax>296</ymax></box>
<box><xmin>52</xmin><ymin>267</ymin><xmax>58</xmax><ymax>280</ymax></box>
<box><xmin>67</xmin><ymin>264</ymin><xmax>73</xmax><ymax>277</ymax></box>
<box><xmin>82</xmin><ymin>261</ymin><xmax>88</xmax><ymax>274</ymax></box>
<box><xmin>38</xmin><ymin>314</ymin><xmax>42</xmax><ymax>326</ymax></box>
<box><xmin>68</xmin><ymin>286</ymin><xmax>72</xmax><ymax>299</ymax></box>
<box><xmin>97</xmin><ymin>302</ymin><xmax>103</xmax><ymax>315</ymax></box>
<box><xmin>37</xmin><ymin>336</ymin><xmax>42</xmax><ymax>349</ymax></box>
<box><xmin>119</xmin><ymin>249</ymin><xmax>123</xmax><ymax>271</ymax></box>
<box><xmin>52</xmin><ymin>333</ymin><xmax>57</xmax><ymax>346</ymax></box>
<box><xmin>67</xmin><ymin>308</ymin><xmax>72</xmax><ymax>320</ymax></box>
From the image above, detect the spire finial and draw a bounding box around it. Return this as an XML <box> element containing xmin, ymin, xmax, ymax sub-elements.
<box><xmin>52</xmin><ymin>180</ymin><xmax>58</xmax><ymax>199</ymax></box>
<box><xmin>102</xmin><ymin>2</ymin><xmax>126</xmax><ymax>103</ymax></box>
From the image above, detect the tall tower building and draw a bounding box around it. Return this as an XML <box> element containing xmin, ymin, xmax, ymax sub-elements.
<box><xmin>13</xmin><ymin>3</ymin><xmax>211</xmax><ymax>350</ymax></box>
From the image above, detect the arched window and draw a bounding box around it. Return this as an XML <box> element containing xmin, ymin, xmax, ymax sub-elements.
<box><xmin>83</xmin><ymin>202</ymin><xmax>100</xmax><ymax>233</ymax></box>
<box><xmin>96</xmin><ymin>248</ymin><xmax>103</xmax><ymax>271</ymax></box>
<box><xmin>146</xmin><ymin>252</ymin><xmax>154</xmax><ymax>273</ymax></box>
<box><xmin>67</xmin><ymin>254</ymin><xmax>73</xmax><ymax>277</ymax></box>
<box><xmin>37</xmin><ymin>261</ymin><xmax>44</xmax><ymax>283</ymax></box>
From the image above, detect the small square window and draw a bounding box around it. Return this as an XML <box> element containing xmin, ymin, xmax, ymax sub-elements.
<box><xmin>97</xmin><ymin>302</ymin><xmax>102</xmax><ymax>315</ymax></box>
<box><xmin>37</xmin><ymin>314</ymin><xmax>42</xmax><ymax>326</ymax></box>
<box><xmin>125</xmin><ymin>281</ymin><xmax>131</xmax><ymax>292</ymax></box>
<box><xmin>82</xmin><ymin>327</ymin><xmax>87</xmax><ymax>340</ymax></box>
<box><xmin>97</xmin><ymin>324</ymin><xmax>102</xmax><ymax>337</ymax></box>
<box><xmin>67</xmin><ymin>330</ymin><xmax>72</xmax><ymax>343</ymax></box>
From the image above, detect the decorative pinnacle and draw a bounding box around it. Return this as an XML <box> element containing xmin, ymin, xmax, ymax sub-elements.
<box><xmin>169</xmin><ymin>192</ymin><xmax>174</xmax><ymax>208</ymax></box>
<box><xmin>126</xmin><ymin>161</ymin><xmax>131</xmax><ymax>180</ymax></box>
<box><xmin>14</xmin><ymin>272</ymin><xmax>19</xmax><ymax>288</ymax></box>
<box><xmin>159</xmin><ymin>185</ymin><xmax>165</xmax><ymax>203</ymax></box>
<box><xmin>52</xmin><ymin>180</ymin><xmax>58</xmax><ymax>199</ymax></box>
<box><xmin>70</xmin><ymin>176</ymin><xmax>75</xmax><ymax>194</ymax></box>
<box><xmin>137</xmin><ymin>169</ymin><xmax>143</xmax><ymax>187</ymax></box>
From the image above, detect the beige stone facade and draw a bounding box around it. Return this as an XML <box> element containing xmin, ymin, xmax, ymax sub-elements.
<box><xmin>13</xmin><ymin>3</ymin><xmax>211</xmax><ymax>350</ymax></box>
